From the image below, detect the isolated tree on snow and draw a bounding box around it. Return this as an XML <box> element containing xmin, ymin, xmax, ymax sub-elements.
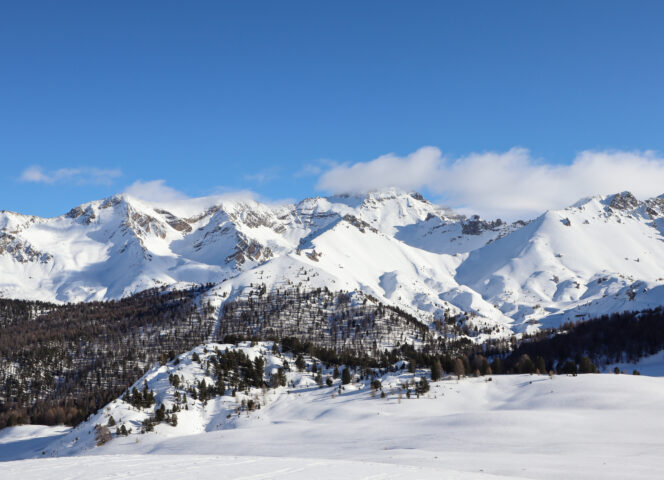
<box><xmin>579</xmin><ymin>356</ymin><xmax>597</xmax><ymax>374</ymax></box>
<box><xmin>94</xmin><ymin>424</ymin><xmax>111</xmax><ymax>446</ymax></box>
<box><xmin>416</xmin><ymin>377</ymin><xmax>429</xmax><ymax>395</ymax></box>
<box><xmin>341</xmin><ymin>367</ymin><xmax>351</xmax><ymax>385</ymax></box>
<box><xmin>453</xmin><ymin>358</ymin><xmax>465</xmax><ymax>380</ymax></box>
<box><xmin>295</xmin><ymin>354</ymin><xmax>306</xmax><ymax>371</ymax></box>
<box><xmin>431</xmin><ymin>359</ymin><xmax>443</xmax><ymax>381</ymax></box>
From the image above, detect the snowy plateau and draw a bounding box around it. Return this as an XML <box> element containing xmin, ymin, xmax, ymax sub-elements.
<box><xmin>3</xmin><ymin>188</ymin><xmax>664</xmax><ymax>479</ymax></box>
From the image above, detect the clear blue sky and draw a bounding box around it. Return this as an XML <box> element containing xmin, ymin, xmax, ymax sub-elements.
<box><xmin>1</xmin><ymin>1</ymin><xmax>663</xmax><ymax>216</ymax></box>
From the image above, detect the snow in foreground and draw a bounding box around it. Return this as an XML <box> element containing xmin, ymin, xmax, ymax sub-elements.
<box><xmin>2</xmin><ymin>369</ymin><xmax>663</xmax><ymax>479</ymax></box>
<box><xmin>2</xmin><ymin>454</ymin><xmax>510</xmax><ymax>480</ymax></box>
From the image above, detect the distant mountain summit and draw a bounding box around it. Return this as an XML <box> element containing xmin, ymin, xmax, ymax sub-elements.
<box><xmin>3</xmin><ymin>188</ymin><xmax>664</xmax><ymax>338</ymax></box>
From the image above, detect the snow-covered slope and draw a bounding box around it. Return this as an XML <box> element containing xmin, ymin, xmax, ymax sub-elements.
<box><xmin>4</xmin><ymin>189</ymin><xmax>664</xmax><ymax>337</ymax></box>
<box><xmin>4</xmin><ymin>342</ymin><xmax>664</xmax><ymax>480</ymax></box>
<box><xmin>457</xmin><ymin>192</ymin><xmax>664</xmax><ymax>332</ymax></box>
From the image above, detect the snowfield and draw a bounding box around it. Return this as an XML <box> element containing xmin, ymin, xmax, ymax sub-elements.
<box><xmin>2</xmin><ymin>454</ymin><xmax>511</xmax><ymax>480</ymax></box>
<box><xmin>2</xmin><ymin>342</ymin><xmax>664</xmax><ymax>479</ymax></box>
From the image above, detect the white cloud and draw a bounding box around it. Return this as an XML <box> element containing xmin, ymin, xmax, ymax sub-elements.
<box><xmin>125</xmin><ymin>180</ymin><xmax>270</xmax><ymax>206</ymax></box>
<box><xmin>124</xmin><ymin>180</ymin><xmax>190</xmax><ymax>203</ymax></box>
<box><xmin>316</xmin><ymin>147</ymin><xmax>664</xmax><ymax>220</ymax></box>
<box><xmin>19</xmin><ymin>166</ymin><xmax>122</xmax><ymax>185</ymax></box>
<box><xmin>123</xmin><ymin>180</ymin><xmax>276</xmax><ymax>216</ymax></box>
<box><xmin>317</xmin><ymin>147</ymin><xmax>441</xmax><ymax>194</ymax></box>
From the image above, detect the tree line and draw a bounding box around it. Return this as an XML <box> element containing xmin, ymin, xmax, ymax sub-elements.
<box><xmin>0</xmin><ymin>286</ymin><xmax>214</xmax><ymax>429</ymax></box>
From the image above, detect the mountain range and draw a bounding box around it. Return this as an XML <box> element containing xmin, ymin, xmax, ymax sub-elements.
<box><xmin>3</xmin><ymin>188</ymin><xmax>664</xmax><ymax>340</ymax></box>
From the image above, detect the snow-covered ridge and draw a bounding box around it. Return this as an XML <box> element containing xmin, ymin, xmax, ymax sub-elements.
<box><xmin>3</xmin><ymin>189</ymin><xmax>664</xmax><ymax>337</ymax></box>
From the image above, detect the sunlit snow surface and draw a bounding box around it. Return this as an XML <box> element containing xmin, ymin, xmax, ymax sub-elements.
<box><xmin>2</xmin><ymin>343</ymin><xmax>664</xmax><ymax>479</ymax></box>
<box><xmin>6</xmin><ymin>189</ymin><xmax>664</xmax><ymax>339</ymax></box>
<box><xmin>3</xmin><ymin>455</ymin><xmax>509</xmax><ymax>480</ymax></box>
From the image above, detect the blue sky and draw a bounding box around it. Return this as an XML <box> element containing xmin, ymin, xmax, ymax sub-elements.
<box><xmin>2</xmin><ymin>1</ymin><xmax>664</xmax><ymax>218</ymax></box>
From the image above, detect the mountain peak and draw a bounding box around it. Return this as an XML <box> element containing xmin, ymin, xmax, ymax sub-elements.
<box><xmin>608</xmin><ymin>191</ymin><xmax>640</xmax><ymax>210</ymax></box>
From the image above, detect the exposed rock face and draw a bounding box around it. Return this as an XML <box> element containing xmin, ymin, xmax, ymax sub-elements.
<box><xmin>100</xmin><ymin>196</ymin><xmax>122</xmax><ymax>209</ymax></box>
<box><xmin>644</xmin><ymin>197</ymin><xmax>664</xmax><ymax>218</ymax></box>
<box><xmin>342</xmin><ymin>214</ymin><xmax>377</xmax><ymax>233</ymax></box>
<box><xmin>126</xmin><ymin>208</ymin><xmax>167</xmax><ymax>239</ymax></box>
<box><xmin>610</xmin><ymin>191</ymin><xmax>639</xmax><ymax>211</ymax></box>
<box><xmin>154</xmin><ymin>209</ymin><xmax>192</xmax><ymax>233</ymax></box>
<box><xmin>226</xmin><ymin>234</ymin><xmax>273</xmax><ymax>266</ymax></box>
<box><xmin>66</xmin><ymin>205</ymin><xmax>97</xmax><ymax>224</ymax></box>
<box><xmin>0</xmin><ymin>232</ymin><xmax>52</xmax><ymax>263</ymax></box>
<box><xmin>461</xmin><ymin>215</ymin><xmax>504</xmax><ymax>235</ymax></box>
<box><xmin>410</xmin><ymin>192</ymin><xmax>427</xmax><ymax>202</ymax></box>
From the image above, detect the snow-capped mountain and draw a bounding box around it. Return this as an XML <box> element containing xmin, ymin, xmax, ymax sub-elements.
<box><xmin>3</xmin><ymin>188</ymin><xmax>664</xmax><ymax>338</ymax></box>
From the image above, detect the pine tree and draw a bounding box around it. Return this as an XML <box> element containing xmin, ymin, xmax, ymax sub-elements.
<box><xmin>416</xmin><ymin>377</ymin><xmax>429</xmax><ymax>395</ymax></box>
<box><xmin>341</xmin><ymin>367</ymin><xmax>351</xmax><ymax>385</ymax></box>
<box><xmin>535</xmin><ymin>356</ymin><xmax>546</xmax><ymax>374</ymax></box>
<box><xmin>453</xmin><ymin>358</ymin><xmax>465</xmax><ymax>380</ymax></box>
<box><xmin>199</xmin><ymin>380</ymin><xmax>209</xmax><ymax>401</ymax></box>
<box><xmin>94</xmin><ymin>424</ymin><xmax>111</xmax><ymax>446</ymax></box>
<box><xmin>431</xmin><ymin>359</ymin><xmax>443</xmax><ymax>381</ymax></box>
<box><xmin>517</xmin><ymin>354</ymin><xmax>535</xmax><ymax>374</ymax></box>
<box><xmin>270</xmin><ymin>367</ymin><xmax>287</xmax><ymax>388</ymax></box>
<box><xmin>216</xmin><ymin>377</ymin><xmax>226</xmax><ymax>396</ymax></box>
<box><xmin>155</xmin><ymin>404</ymin><xmax>166</xmax><ymax>422</ymax></box>
<box><xmin>295</xmin><ymin>354</ymin><xmax>306</xmax><ymax>371</ymax></box>
<box><xmin>491</xmin><ymin>358</ymin><xmax>504</xmax><ymax>375</ymax></box>
<box><xmin>579</xmin><ymin>356</ymin><xmax>597</xmax><ymax>374</ymax></box>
